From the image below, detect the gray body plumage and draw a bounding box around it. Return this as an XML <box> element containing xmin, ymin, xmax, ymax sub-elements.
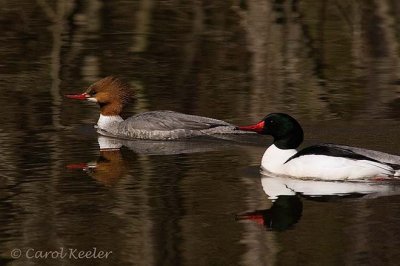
<box><xmin>99</xmin><ymin>110</ymin><xmax>249</xmax><ymax>140</ymax></box>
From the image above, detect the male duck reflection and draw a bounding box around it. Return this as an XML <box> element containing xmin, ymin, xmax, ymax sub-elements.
<box><xmin>236</xmin><ymin>195</ymin><xmax>303</xmax><ymax>231</ymax></box>
<box><xmin>239</xmin><ymin>113</ymin><xmax>400</xmax><ymax>180</ymax></box>
<box><xmin>236</xmin><ymin>174</ymin><xmax>400</xmax><ymax>231</ymax></box>
<box><xmin>66</xmin><ymin>76</ymin><xmax>249</xmax><ymax>140</ymax></box>
<box><xmin>260</xmin><ymin>174</ymin><xmax>400</xmax><ymax>200</ymax></box>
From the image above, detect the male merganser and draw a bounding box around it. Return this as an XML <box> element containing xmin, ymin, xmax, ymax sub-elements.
<box><xmin>65</xmin><ymin>76</ymin><xmax>248</xmax><ymax>140</ymax></box>
<box><xmin>238</xmin><ymin>113</ymin><xmax>400</xmax><ymax>180</ymax></box>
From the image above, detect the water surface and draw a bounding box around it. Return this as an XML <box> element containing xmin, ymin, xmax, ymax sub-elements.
<box><xmin>1</xmin><ymin>1</ymin><xmax>400</xmax><ymax>265</ymax></box>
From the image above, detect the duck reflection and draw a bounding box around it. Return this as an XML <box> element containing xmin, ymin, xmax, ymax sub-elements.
<box><xmin>67</xmin><ymin>149</ymin><xmax>127</xmax><ymax>186</ymax></box>
<box><xmin>238</xmin><ymin>173</ymin><xmax>400</xmax><ymax>231</ymax></box>
<box><xmin>260</xmin><ymin>172</ymin><xmax>400</xmax><ymax>200</ymax></box>
<box><xmin>67</xmin><ymin>135</ymin><xmax>257</xmax><ymax>185</ymax></box>
<box><xmin>67</xmin><ymin>137</ymin><xmax>127</xmax><ymax>186</ymax></box>
<box><xmin>236</xmin><ymin>195</ymin><xmax>302</xmax><ymax>231</ymax></box>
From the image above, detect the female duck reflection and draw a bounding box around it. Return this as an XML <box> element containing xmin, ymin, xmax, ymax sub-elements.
<box><xmin>237</xmin><ymin>173</ymin><xmax>400</xmax><ymax>231</ymax></box>
<box><xmin>67</xmin><ymin>137</ymin><xmax>128</xmax><ymax>186</ymax></box>
<box><xmin>67</xmin><ymin>136</ymin><xmax>237</xmax><ymax>186</ymax></box>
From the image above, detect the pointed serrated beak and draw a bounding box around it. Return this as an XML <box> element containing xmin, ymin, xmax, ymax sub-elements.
<box><xmin>237</xmin><ymin>121</ymin><xmax>265</xmax><ymax>133</ymax></box>
<box><xmin>65</xmin><ymin>93</ymin><xmax>90</xmax><ymax>100</ymax></box>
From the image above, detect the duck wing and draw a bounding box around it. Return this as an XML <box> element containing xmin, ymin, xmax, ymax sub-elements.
<box><xmin>323</xmin><ymin>144</ymin><xmax>400</xmax><ymax>166</ymax></box>
<box><xmin>286</xmin><ymin>145</ymin><xmax>384</xmax><ymax>164</ymax></box>
<box><xmin>122</xmin><ymin>110</ymin><xmax>233</xmax><ymax>131</ymax></box>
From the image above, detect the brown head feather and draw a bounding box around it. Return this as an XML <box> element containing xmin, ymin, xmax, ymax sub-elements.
<box><xmin>86</xmin><ymin>76</ymin><xmax>134</xmax><ymax>116</ymax></box>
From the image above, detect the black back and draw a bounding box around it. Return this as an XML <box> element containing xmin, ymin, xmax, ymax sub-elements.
<box><xmin>285</xmin><ymin>145</ymin><xmax>383</xmax><ymax>164</ymax></box>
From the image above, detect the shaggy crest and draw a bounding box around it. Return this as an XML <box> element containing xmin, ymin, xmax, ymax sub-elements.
<box><xmin>87</xmin><ymin>76</ymin><xmax>134</xmax><ymax>105</ymax></box>
<box><xmin>85</xmin><ymin>76</ymin><xmax>134</xmax><ymax>115</ymax></box>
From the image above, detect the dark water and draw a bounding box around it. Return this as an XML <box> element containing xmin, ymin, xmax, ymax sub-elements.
<box><xmin>1</xmin><ymin>1</ymin><xmax>400</xmax><ymax>265</ymax></box>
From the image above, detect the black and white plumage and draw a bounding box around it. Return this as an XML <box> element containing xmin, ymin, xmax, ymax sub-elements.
<box><xmin>239</xmin><ymin>113</ymin><xmax>400</xmax><ymax>180</ymax></box>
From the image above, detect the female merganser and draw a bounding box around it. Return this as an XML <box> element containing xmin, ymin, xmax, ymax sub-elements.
<box><xmin>238</xmin><ymin>113</ymin><xmax>400</xmax><ymax>180</ymax></box>
<box><xmin>65</xmin><ymin>76</ymin><xmax>248</xmax><ymax>140</ymax></box>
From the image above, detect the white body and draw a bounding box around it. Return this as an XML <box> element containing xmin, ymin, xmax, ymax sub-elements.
<box><xmin>261</xmin><ymin>144</ymin><xmax>396</xmax><ymax>180</ymax></box>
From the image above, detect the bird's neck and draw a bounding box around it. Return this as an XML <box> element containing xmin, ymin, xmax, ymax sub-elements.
<box><xmin>274</xmin><ymin>137</ymin><xmax>302</xmax><ymax>149</ymax></box>
<box><xmin>273</xmin><ymin>130</ymin><xmax>303</xmax><ymax>150</ymax></box>
<box><xmin>99</xmin><ymin>101</ymin><xmax>123</xmax><ymax>116</ymax></box>
<box><xmin>97</xmin><ymin>114</ymin><xmax>124</xmax><ymax>132</ymax></box>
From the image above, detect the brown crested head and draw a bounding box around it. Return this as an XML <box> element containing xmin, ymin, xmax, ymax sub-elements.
<box><xmin>85</xmin><ymin>76</ymin><xmax>134</xmax><ymax>116</ymax></box>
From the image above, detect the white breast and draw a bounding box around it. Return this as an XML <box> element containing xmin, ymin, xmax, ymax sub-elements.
<box><xmin>97</xmin><ymin>114</ymin><xmax>124</xmax><ymax>132</ymax></box>
<box><xmin>261</xmin><ymin>144</ymin><xmax>297</xmax><ymax>175</ymax></box>
<box><xmin>97</xmin><ymin>114</ymin><xmax>124</xmax><ymax>131</ymax></box>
